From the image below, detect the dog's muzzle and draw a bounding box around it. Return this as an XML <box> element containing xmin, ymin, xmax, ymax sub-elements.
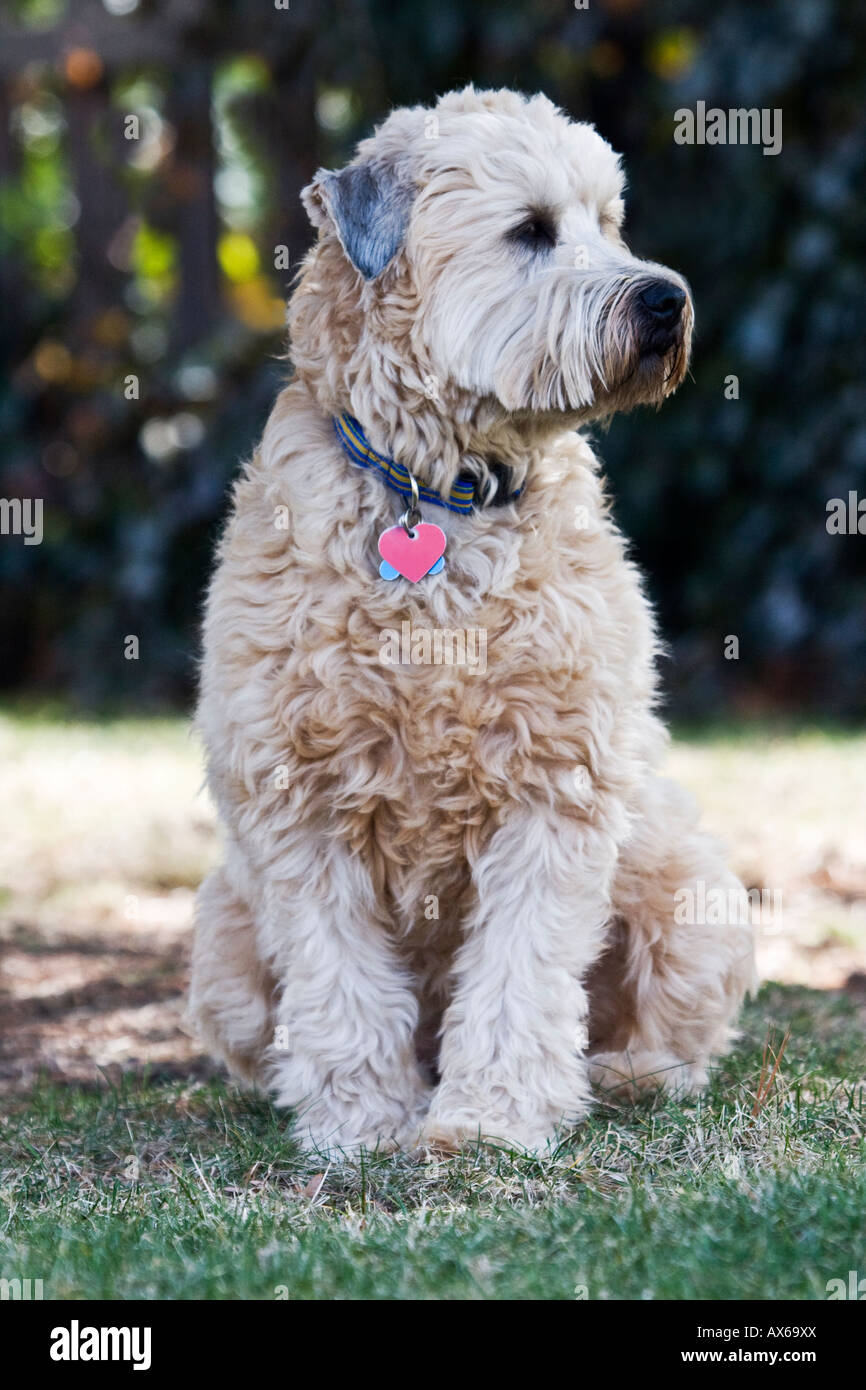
<box><xmin>634</xmin><ymin>278</ymin><xmax>688</xmax><ymax>356</ymax></box>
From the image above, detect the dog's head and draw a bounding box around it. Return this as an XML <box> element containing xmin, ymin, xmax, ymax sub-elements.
<box><xmin>293</xmin><ymin>87</ymin><xmax>692</xmax><ymax>449</ymax></box>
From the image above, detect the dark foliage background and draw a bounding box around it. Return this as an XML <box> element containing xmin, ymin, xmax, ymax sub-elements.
<box><xmin>0</xmin><ymin>0</ymin><xmax>864</xmax><ymax>715</ymax></box>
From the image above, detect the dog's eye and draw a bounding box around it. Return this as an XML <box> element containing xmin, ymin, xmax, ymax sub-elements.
<box><xmin>508</xmin><ymin>213</ymin><xmax>557</xmax><ymax>253</ymax></box>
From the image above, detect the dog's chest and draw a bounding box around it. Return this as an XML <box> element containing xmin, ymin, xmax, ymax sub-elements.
<box><xmin>283</xmin><ymin>574</ymin><xmax>637</xmax><ymax>865</ymax></box>
<box><xmin>211</xmin><ymin>448</ymin><xmax>656</xmax><ymax>893</ymax></box>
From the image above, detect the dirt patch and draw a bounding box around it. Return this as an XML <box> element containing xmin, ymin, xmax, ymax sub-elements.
<box><xmin>0</xmin><ymin>911</ymin><xmax>216</xmax><ymax>1092</ymax></box>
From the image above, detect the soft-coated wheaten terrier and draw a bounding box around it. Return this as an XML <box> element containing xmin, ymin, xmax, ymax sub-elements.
<box><xmin>190</xmin><ymin>87</ymin><xmax>755</xmax><ymax>1154</ymax></box>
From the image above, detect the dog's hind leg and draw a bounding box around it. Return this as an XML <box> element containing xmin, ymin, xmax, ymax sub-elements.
<box><xmin>189</xmin><ymin>865</ymin><xmax>275</xmax><ymax>1086</ymax></box>
<box><xmin>588</xmin><ymin>777</ymin><xmax>756</xmax><ymax>1097</ymax></box>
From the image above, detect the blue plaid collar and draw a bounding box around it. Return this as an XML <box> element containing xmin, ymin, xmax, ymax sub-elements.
<box><xmin>333</xmin><ymin>412</ymin><xmax>522</xmax><ymax>515</ymax></box>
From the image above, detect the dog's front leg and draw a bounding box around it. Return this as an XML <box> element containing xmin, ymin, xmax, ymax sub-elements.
<box><xmin>421</xmin><ymin>807</ymin><xmax>615</xmax><ymax>1153</ymax></box>
<box><xmin>262</xmin><ymin>842</ymin><xmax>429</xmax><ymax>1154</ymax></box>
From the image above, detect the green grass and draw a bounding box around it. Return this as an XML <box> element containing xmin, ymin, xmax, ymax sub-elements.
<box><xmin>2</xmin><ymin>985</ymin><xmax>864</xmax><ymax>1301</ymax></box>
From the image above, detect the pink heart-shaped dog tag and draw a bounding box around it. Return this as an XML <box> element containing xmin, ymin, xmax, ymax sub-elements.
<box><xmin>378</xmin><ymin>522</ymin><xmax>446</xmax><ymax>583</ymax></box>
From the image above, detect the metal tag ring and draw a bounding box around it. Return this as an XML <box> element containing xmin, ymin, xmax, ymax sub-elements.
<box><xmin>400</xmin><ymin>505</ymin><xmax>422</xmax><ymax>535</ymax></box>
<box><xmin>400</xmin><ymin>471</ymin><xmax>422</xmax><ymax>534</ymax></box>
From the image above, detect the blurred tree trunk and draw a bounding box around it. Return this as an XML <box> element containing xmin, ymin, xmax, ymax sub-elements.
<box><xmin>66</xmin><ymin>79</ymin><xmax>127</xmax><ymax>335</ymax></box>
<box><xmin>0</xmin><ymin>81</ymin><xmax>23</xmax><ymax>350</ymax></box>
<box><xmin>166</xmin><ymin>62</ymin><xmax>220</xmax><ymax>352</ymax></box>
<box><xmin>261</xmin><ymin>50</ymin><xmax>319</xmax><ymax>281</ymax></box>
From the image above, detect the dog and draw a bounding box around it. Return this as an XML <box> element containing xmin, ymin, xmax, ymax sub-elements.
<box><xmin>190</xmin><ymin>87</ymin><xmax>755</xmax><ymax>1154</ymax></box>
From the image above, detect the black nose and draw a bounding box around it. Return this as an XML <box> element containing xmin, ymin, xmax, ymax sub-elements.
<box><xmin>638</xmin><ymin>280</ymin><xmax>686</xmax><ymax>328</ymax></box>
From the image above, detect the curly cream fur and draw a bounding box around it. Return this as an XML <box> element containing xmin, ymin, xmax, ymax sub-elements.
<box><xmin>190</xmin><ymin>87</ymin><xmax>755</xmax><ymax>1154</ymax></box>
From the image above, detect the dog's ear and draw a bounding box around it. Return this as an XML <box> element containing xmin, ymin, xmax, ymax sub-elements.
<box><xmin>301</xmin><ymin>160</ymin><xmax>414</xmax><ymax>280</ymax></box>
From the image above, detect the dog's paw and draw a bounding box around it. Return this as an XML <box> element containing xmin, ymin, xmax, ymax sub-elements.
<box><xmin>292</xmin><ymin>1122</ymin><xmax>403</xmax><ymax>1158</ymax></box>
<box><xmin>588</xmin><ymin>1049</ymin><xmax>706</xmax><ymax>1098</ymax></box>
<box><xmin>416</xmin><ymin>1115</ymin><xmax>561</xmax><ymax>1156</ymax></box>
<box><xmin>290</xmin><ymin>1093</ymin><xmax>432</xmax><ymax>1158</ymax></box>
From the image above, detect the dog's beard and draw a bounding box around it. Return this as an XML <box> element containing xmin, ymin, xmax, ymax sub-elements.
<box><xmin>586</xmin><ymin>283</ymin><xmax>692</xmax><ymax>417</ymax></box>
<box><xmin>486</xmin><ymin>269</ymin><xmax>692</xmax><ymax>421</ymax></box>
<box><xmin>587</xmin><ymin>324</ymin><xmax>691</xmax><ymax>420</ymax></box>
